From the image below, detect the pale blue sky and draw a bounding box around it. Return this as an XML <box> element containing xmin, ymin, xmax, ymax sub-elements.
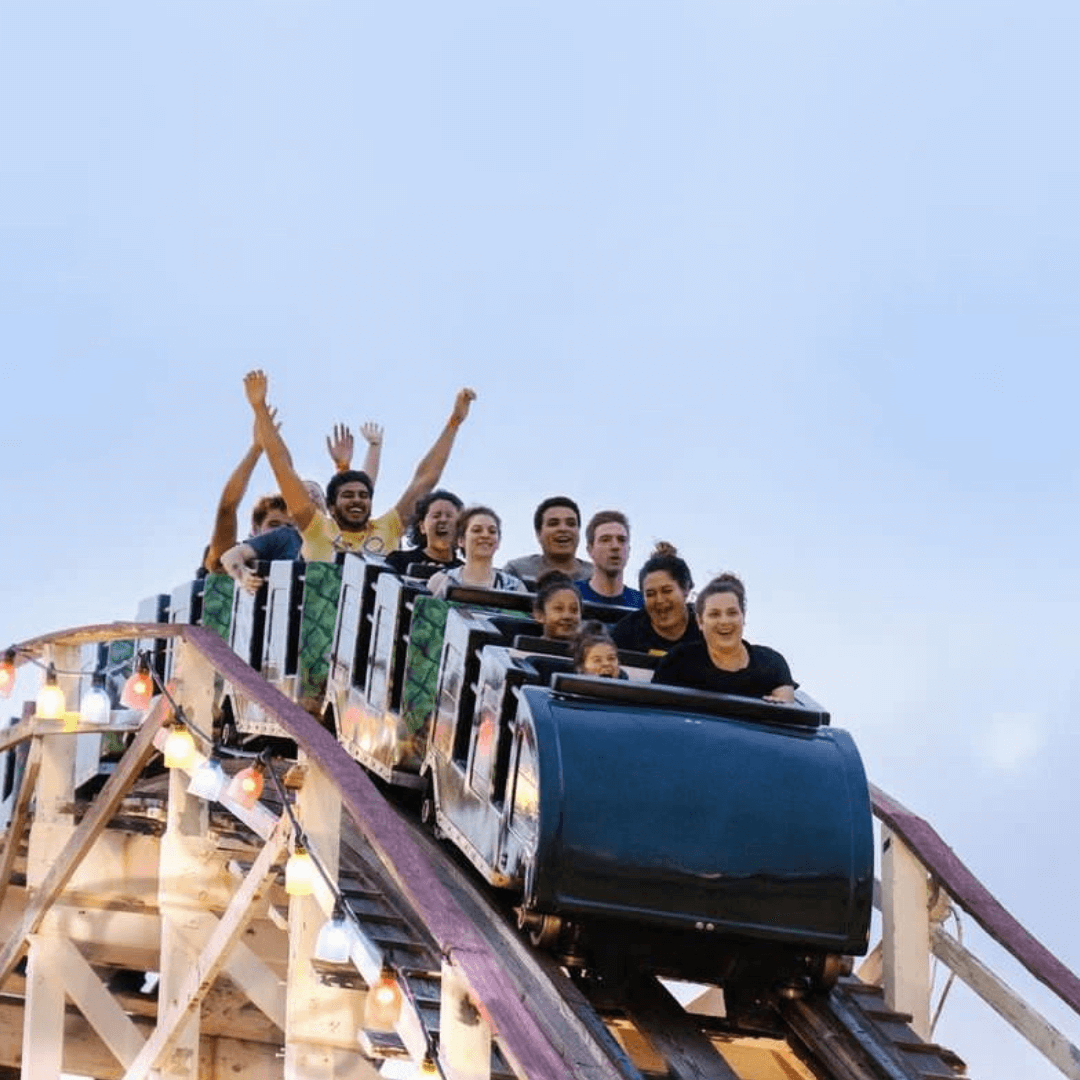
<box><xmin>1</xmin><ymin>4</ymin><xmax>1077</xmax><ymax>1075</ymax></box>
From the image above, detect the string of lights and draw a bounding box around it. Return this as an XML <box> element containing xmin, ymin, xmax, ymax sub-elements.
<box><xmin>2</xmin><ymin>637</ymin><xmax>444</xmax><ymax>1074</ymax></box>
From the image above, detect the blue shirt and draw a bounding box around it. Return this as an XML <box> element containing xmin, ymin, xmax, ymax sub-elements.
<box><xmin>575</xmin><ymin>579</ymin><xmax>644</xmax><ymax>610</ymax></box>
<box><xmin>246</xmin><ymin>525</ymin><xmax>303</xmax><ymax>563</ymax></box>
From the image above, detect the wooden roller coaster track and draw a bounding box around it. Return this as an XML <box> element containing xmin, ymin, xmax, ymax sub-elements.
<box><xmin>0</xmin><ymin>621</ymin><xmax>1077</xmax><ymax>1080</ymax></box>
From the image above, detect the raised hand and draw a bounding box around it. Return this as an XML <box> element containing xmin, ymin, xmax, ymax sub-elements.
<box><xmin>450</xmin><ymin>387</ymin><xmax>477</xmax><ymax>427</ymax></box>
<box><xmin>326</xmin><ymin>423</ymin><xmax>354</xmax><ymax>471</ymax></box>
<box><xmin>360</xmin><ymin>422</ymin><xmax>384</xmax><ymax>447</ymax></box>
<box><xmin>243</xmin><ymin>369</ymin><xmax>269</xmax><ymax>409</ymax></box>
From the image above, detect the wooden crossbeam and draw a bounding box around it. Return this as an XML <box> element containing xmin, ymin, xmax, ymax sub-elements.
<box><xmin>0</xmin><ymin>695</ymin><xmax>171</xmax><ymax>988</ymax></box>
<box><xmin>0</xmin><ymin>714</ymin><xmax>34</xmax><ymax>755</ymax></box>
<box><xmin>172</xmin><ymin>912</ymin><xmax>287</xmax><ymax>1030</ymax></box>
<box><xmin>119</xmin><ymin>814</ymin><xmax>290</xmax><ymax>1080</ymax></box>
<box><xmin>933</xmin><ymin>927</ymin><xmax>1080</xmax><ymax>1080</ymax></box>
<box><xmin>51</xmin><ymin>934</ymin><xmax>146</xmax><ymax>1069</ymax></box>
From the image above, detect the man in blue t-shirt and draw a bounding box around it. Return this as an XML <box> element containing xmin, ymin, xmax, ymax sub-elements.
<box><xmin>220</xmin><ymin>524</ymin><xmax>303</xmax><ymax>593</ymax></box>
<box><xmin>575</xmin><ymin>511</ymin><xmax>643</xmax><ymax>610</ymax></box>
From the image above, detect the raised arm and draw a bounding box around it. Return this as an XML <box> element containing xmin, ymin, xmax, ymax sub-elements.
<box><xmin>202</xmin><ymin>410</ymin><xmax>273</xmax><ymax>573</ymax></box>
<box><xmin>392</xmin><ymin>388</ymin><xmax>476</xmax><ymax>525</ymax></box>
<box><xmin>244</xmin><ymin>370</ymin><xmax>317</xmax><ymax>532</ymax></box>
<box><xmin>360</xmin><ymin>422</ymin><xmax>383</xmax><ymax>485</ymax></box>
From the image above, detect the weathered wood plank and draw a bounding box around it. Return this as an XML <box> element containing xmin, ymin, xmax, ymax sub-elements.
<box><xmin>933</xmin><ymin>927</ymin><xmax>1080</xmax><ymax>1079</ymax></box>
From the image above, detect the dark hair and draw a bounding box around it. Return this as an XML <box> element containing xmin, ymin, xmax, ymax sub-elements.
<box><xmin>251</xmin><ymin>494</ymin><xmax>288</xmax><ymax>532</ymax></box>
<box><xmin>572</xmin><ymin>620</ymin><xmax>616</xmax><ymax>672</ymax></box>
<box><xmin>585</xmin><ymin>510</ymin><xmax>630</xmax><ymax>547</ymax></box>
<box><xmin>326</xmin><ymin>470</ymin><xmax>373</xmax><ymax>508</ymax></box>
<box><xmin>455</xmin><ymin>505</ymin><xmax>502</xmax><ymax>548</ymax></box>
<box><xmin>694</xmin><ymin>573</ymin><xmax>746</xmax><ymax>617</ymax></box>
<box><xmin>637</xmin><ymin>541</ymin><xmax>694</xmax><ymax>593</ymax></box>
<box><xmin>406</xmin><ymin>489</ymin><xmax>463</xmax><ymax>548</ymax></box>
<box><xmin>533</xmin><ymin>496</ymin><xmax>581</xmax><ymax>534</ymax></box>
<box><xmin>533</xmin><ymin>571</ymin><xmax>580</xmax><ymax>614</ymax></box>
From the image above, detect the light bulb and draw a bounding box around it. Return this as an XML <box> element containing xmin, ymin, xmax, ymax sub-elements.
<box><xmin>80</xmin><ymin>671</ymin><xmax>111</xmax><ymax>726</ymax></box>
<box><xmin>314</xmin><ymin>908</ymin><xmax>353</xmax><ymax>964</ymax></box>
<box><xmin>226</xmin><ymin>763</ymin><xmax>265</xmax><ymax>809</ymax></box>
<box><xmin>163</xmin><ymin>724</ymin><xmax>197</xmax><ymax>769</ymax></box>
<box><xmin>285</xmin><ymin>846</ymin><xmax>315</xmax><ymax>896</ymax></box>
<box><xmin>418</xmin><ymin>1052</ymin><xmax>438</xmax><ymax>1077</ymax></box>
<box><xmin>36</xmin><ymin>664</ymin><xmax>65</xmax><ymax>720</ymax></box>
<box><xmin>121</xmin><ymin>658</ymin><xmax>154</xmax><ymax>710</ymax></box>
<box><xmin>0</xmin><ymin>649</ymin><xmax>15</xmax><ymax>698</ymax></box>
<box><xmin>363</xmin><ymin>963</ymin><xmax>402</xmax><ymax>1030</ymax></box>
<box><xmin>188</xmin><ymin>759</ymin><xmax>227</xmax><ymax>801</ymax></box>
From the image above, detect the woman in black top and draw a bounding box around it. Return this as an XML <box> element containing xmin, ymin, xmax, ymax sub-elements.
<box><xmin>611</xmin><ymin>542</ymin><xmax>703</xmax><ymax>655</ymax></box>
<box><xmin>654</xmin><ymin>573</ymin><xmax>796</xmax><ymax>701</ymax></box>
<box><xmin>384</xmin><ymin>489</ymin><xmax>464</xmax><ymax>574</ymax></box>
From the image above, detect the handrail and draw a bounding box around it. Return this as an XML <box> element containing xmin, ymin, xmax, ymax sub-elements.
<box><xmin>870</xmin><ymin>782</ymin><xmax>1080</xmax><ymax>1018</ymax></box>
<box><xmin>5</xmin><ymin>620</ymin><xmax>575</xmax><ymax>1080</ymax></box>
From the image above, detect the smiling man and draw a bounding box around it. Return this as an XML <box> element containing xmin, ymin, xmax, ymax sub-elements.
<box><xmin>503</xmin><ymin>496</ymin><xmax>592</xmax><ymax>586</ymax></box>
<box><xmin>243</xmin><ymin>370</ymin><xmax>476</xmax><ymax>562</ymax></box>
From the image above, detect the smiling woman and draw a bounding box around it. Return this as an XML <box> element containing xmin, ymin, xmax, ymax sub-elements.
<box><xmin>610</xmin><ymin>542</ymin><xmax>703</xmax><ymax>655</ymax></box>
<box><xmin>653</xmin><ymin>573</ymin><xmax>797</xmax><ymax>702</ymax></box>
<box><xmin>428</xmin><ymin>506</ymin><xmax>528</xmax><ymax>597</ymax></box>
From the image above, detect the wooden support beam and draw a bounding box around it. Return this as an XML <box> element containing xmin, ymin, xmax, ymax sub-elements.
<box><xmin>21</xmin><ymin>934</ymin><xmax>67</xmax><ymax>1080</ymax></box>
<box><xmin>0</xmin><ymin>726</ymin><xmax>40</xmax><ymax>910</ymax></box>
<box><xmin>880</xmin><ymin>827</ymin><xmax>931</xmax><ymax>1039</ymax></box>
<box><xmin>120</xmin><ymin>814</ymin><xmax>290</xmax><ymax>1080</ymax></box>
<box><xmin>0</xmin><ymin>693</ymin><xmax>170</xmax><ymax>988</ymax></box>
<box><xmin>441</xmin><ymin>960</ymin><xmax>493</xmax><ymax>1080</ymax></box>
<box><xmin>932</xmin><ymin>927</ymin><xmax>1080</xmax><ymax>1080</ymax></box>
<box><xmin>22</xmin><ymin>644</ymin><xmax>80</xmax><ymax>1080</ymax></box>
<box><xmin>52</xmin><ymin>933</ymin><xmax>147</xmax><ymax>1069</ymax></box>
<box><xmin>158</xmin><ymin>755</ymin><xmax>215</xmax><ymax>1079</ymax></box>
<box><xmin>284</xmin><ymin>761</ymin><xmax>376</xmax><ymax>1077</ymax></box>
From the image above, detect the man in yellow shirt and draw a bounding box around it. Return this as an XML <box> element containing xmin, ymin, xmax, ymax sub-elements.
<box><xmin>243</xmin><ymin>370</ymin><xmax>476</xmax><ymax>562</ymax></box>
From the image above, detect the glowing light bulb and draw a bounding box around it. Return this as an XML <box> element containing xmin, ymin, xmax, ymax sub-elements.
<box><xmin>121</xmin><ymin>658</ymin><xmax>155</xmax><ymax>711</ymax></box>
<box><xmin>418</xmin><ymin>1051</ymin><xmax>438</xmax><ymax>1077</ymax></box>
<box><xmin>285</xmin><ymin>846</ymin><xmax>315</xmax><ymax>896</ymax></box>
<box><xmin>226</xmin><ymin>763</ymin><xmax>265</xmax><ymax>809</ymax></box>
<box><xmin>80</xmin><ymin>671</ymin><xmax>111</xmax><ymax>726</ymax></box>
<box><xmin>314</xmin><ymin>907</ymin><xmax>353</xmax><ymax>964</ymax></box>
<box><xmin>363</xmin><ymin>963</ymin><xmax>402</xmax><ymax>1030</ymax></box>
<box><xmin>35</xmin><ymin>664</ymin><xmax>65</xmax><ymax>720</ymax></box>
<box><xmin>0</xmin><ymin>649</ymin><xmax>16</xmax><ymax>698</ymax></box>
<box><xmin>163</xmin><ymin>723</ymin><xmax>197</xmax><ymax>769</ymax></box>
<box><xmin>188</xmin><ymin>759</ymin><xmax>227</xmax><ymax>801</ymax></box>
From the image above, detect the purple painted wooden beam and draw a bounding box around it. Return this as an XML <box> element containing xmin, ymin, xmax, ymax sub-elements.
<box><xmin>871</xmin><ymin>782</ymin><xmax>1080</xmax><ymax>1018</ymax></box>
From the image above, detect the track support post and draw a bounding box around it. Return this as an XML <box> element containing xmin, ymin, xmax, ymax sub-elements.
<box><xmin>881</xmin><ymin>826</ymin><xmax>932</xmax><ymax>1039</ymax></box>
